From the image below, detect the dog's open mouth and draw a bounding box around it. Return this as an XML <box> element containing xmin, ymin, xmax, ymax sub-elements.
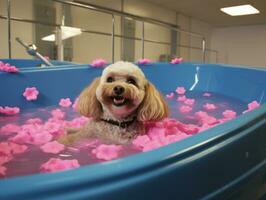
<box><xmin>111</xmin><ymin>96</ymin><xmax>128</xmax><ymax>106</ymax></box>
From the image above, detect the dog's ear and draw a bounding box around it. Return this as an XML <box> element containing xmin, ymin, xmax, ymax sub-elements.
<box><xmin>77</xmin><ymin>77</ymin><xmax>102</xmax><ymax>119</ymax></box>
<box><xmin>137</xmin><ymin>81</ymin><xmax>169</xmax><ymax>121</ymax></box>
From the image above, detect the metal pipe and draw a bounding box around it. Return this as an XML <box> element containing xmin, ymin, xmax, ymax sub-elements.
<box><xmin>141</xmin><ymin>21</ymin><xmax>144</xmax><ymax>59</ymax></box>
<box><xmin>56</xmin><ymin>26</ymin><xmax>64</xmax><ymax>61</ymax></box>
<box><xmin>111</xmin><ymin>14</ymin><xmax>115</xmax><ymax>63</ymax></box>
<box><xmin>7</xmin><ymin>0</ymin><xmax>11</xmax><ymax>59</ymax></box>
<box><xmin>54</xmin><ymin>0</ymin><xmax>205</xmax><ymax>39</ymax></box>
<box><xmin>15</xmin><ymin>37</ymin><xmax>53</xmax><ymax>66</ymax></box>
<box><xmin>0</xmin><ymin>15</ymin><xmax>61</xmax><ymax>27</ymax></box>
<box><xmin>202</xmin><ymin>37</ymin><xmax>206</xmax><ymax>63</ymax></box>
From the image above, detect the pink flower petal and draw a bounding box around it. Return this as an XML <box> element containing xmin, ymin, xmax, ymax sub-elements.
<box><xmin>26</xmin><ymin>118</ymin><xmax>43</xmax><ymax>125</ymax></box>
<box><xmin>222</xmin><ymin>110</ymin><xmax>237</xmax><ymax>119</ymax></box>
<box><xmin>137</xmin><ymin>58</ymin><xmax>152</xmax><ymax>65</ymax></box>
<box><xmin>175</xmin><ymin>87</ymin><xmax>186</xmax><ymax>95</ymax></box>
<box><xmin>0</xmin><ymin>142</ymin><xmax>12</xmax><ymax>155</ymax></box>
<box><xmin>0</xmin><ymin>154</ymin><xmax>13</xmax><ymax>165</ymax></box>
<box><xmin>40</xmin><ymin>158</ymin><xmax>80</xmax><ymax>173</ymax></box>
<box><xmin>23</xmin><ymin>87</ymin><xmax>39</xmax><ymax>101</ymax></box>
<box><xmin>30</xmin><ymin>131</ymin><xmax>53</xmax><ymax>145</ymax></box>
<box><xmin>40</xmin><ymin>141</ymin><xmax>65</xmax><ymax>154</ymax></box>
<box><xmin>72</xmin><ymin>98</ymin><xmax>79</xmax><ymax>111</ymax></box>
<box><xmin>177</xmin><ymin>95</ymin><xmax>187</xmax><ymax>102</ymax></box>
<box><xmin>170</xmin><ymin>57</ymin><xmax>183</xmax><ymax>64</ymax></box>
<box><xmin>132</xmin><ymin>135</ymin><xmax>151</xmax><ymax>149</ymax></box>
<box><xmin>0</xmin><ymin>166</ymin><xmax>7</xmax><ymax>176</ymax></box>
<box><xmin>92</xmin><ymin>144</ymin><xmax>122</xmax><ymax>161</ymax></box>
<box><xmin>59</xmin><ymin>98</ymin><xmax>72</xmax><ymax>107</ymax></box>
<box><xmin>142</xmin><ymin>140</ymin><xmax>162</xmax><ymax>152</ymax></box>
<box><xmin>203</xmin><ymin>92</ymin><xmax>211</xmax><ymax>97</ymax></box>
<box><xmin>9</xmin><ymin>142</ymin><xmax>28</xmax><ymax>154</ymax></box>
<box><xmin>184</xmin><ymin>98</ymin><xmax>195</xmax><ymax>106</ymax></box>
<box><xmin>51</xmin><ymin>109</ymin><xmax>65</xmax><ymax>119</ymax></box>
<box><xmin>0</xmin><ymin>123</ymin><xmax>21</xmax><ymax>135</ymax></box>
<box><xmin>9</xmin><ymin>130</ymin><xmax>32</xmax><ymax>144</ymax></box>
<box><xmin>0</xmin><ymin>106</ymin><xmax>20</xmax><ymax>115</ymax></box>
<box><xmin>91</xmin><ymin>59</ymin><xmax>107</xmax><ymax>68</ymax></box>
<box><xmin>203</xmin><ymin>103</ymin><xmax>217</xmax><ymax>111</ymax></box>
<box><xmin>166</xmin><ymin>92</ymin><xmax>175</xmax><ymax>99</ymax></box>
<box><xmin>0</xmin><ymin>61</ymin><xmax>19</xmax><ymax>73</ymax></box>
<box><xmin>195</xmin><ymin>111</ymin><xmax>219</xmax><ymax>125</ymax></box>
<box><xmin>179</xmin><ymin>105</ymin><xmax>192</xmax><ymax>113</ymax></box>
<box><xmin>243</xmin><ymin>100</ymin><xmax>260</xmax><ymax>113</ymax></box>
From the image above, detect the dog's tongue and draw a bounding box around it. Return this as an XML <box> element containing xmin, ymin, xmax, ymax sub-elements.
<box><xmin>113</xmin><ymin>97</ymin><xmax>125</xmax><ymax>104</ymax></box>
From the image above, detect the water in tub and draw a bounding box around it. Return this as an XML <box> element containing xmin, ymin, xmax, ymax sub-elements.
<box><xmin>0</xmin><ymin>89</ymin><xmax>259</xmax><ymax>178</ymax></box>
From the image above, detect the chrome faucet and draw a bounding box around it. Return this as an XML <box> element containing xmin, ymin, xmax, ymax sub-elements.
<box><xmin>15</xmin><ymin>37</ymin><xmax>53</xmax><ymax>66</ymax></box>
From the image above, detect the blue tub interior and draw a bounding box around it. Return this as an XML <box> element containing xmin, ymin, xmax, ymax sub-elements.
<box><xmin>0</xmin><ymin>58</ymin><xmax>78</xmax><ymax>68</ymax></box>
<box><xmin>0</xmin><ymin>60</ymin><xmax>265</xmax><ymax>200</ymax></box>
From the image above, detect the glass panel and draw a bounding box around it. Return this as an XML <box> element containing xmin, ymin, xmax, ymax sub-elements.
<box><xmin>0</xmin><ymin>19</ymin><xmax>8</xmax><ymax>58</ymax></box>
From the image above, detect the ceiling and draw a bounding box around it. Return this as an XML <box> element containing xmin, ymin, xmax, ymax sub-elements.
<box><xmin>145</xmin><ymin>0</ymin><xmax>266</xmax><ymax>27</ymax></box>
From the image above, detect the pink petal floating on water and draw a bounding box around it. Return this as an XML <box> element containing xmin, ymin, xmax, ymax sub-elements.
<box><xmin>0</xmin><ymin>123</ymin><xmax>21</xmax><ymax>135</ymax></box>
<box><xmin>43</xmin><ymin>121</ymin><xmax>62</xmax><ymax>135</ymax></box>
<box><xmin>203</xmin><ymin>93</ymin><xmax>211</xmax><ymax>97</ymax></box>
<box><xmin>177</xmin><ymin>95</ymin><xmax>187</xmax><ymax>102</ymax></box>
<box><xmin>59</xmin><ymin>98</ymin><xmax>72</xmax><ymax>107</ymax></box>
<box><xmin>0</xmin><ymin>154</ymin><xmax>13</xmax><ymax>165</ymax></box>
<box><xmin>23</xmin><ymin>87</ymin><xmax>39</xmax><ymax>101</ymax></box>
<box><xmin>0</xmin><ymin>106</ymin><xmax>20</xmax><ymax>115</ymax></box>
<box><xmin>243</xmin><ymin>100</ymin><xmax>260</xmax><ymax>113</ymax></box>
<box><xmin>175</xmin><ymin>87</ymin><xmax>186</xmax><ymax>95</ymax></box>
<box><xmin>9</xmin><ymin>130</ymin><xmax>32</xmax><ymax>144</ymax></box>
<box><xmin>222</xmin><ymin>110</ymin><xmax>237</xmax><ymax>119</ymax></box>
<box><xmin>40</xmin><ymin>141</ymin><xmax>65</xmax><ymax>154</ymax></box>
<box><xmin>195</xmin><ymin>111</ymin><xmax>219</xmax><ymax>125</ymax></box>
<box><xmin>92</xmin><ymin>144</ymin><xmax>122</xmax><ymax>161</ymax></box>
<box><xmin>26</xmin><ymin>118</ymin><xmax>43</xmax><ymax>125</ymax></box>
<box><xmin>91</xmin><ymin>58</ymin><xmax>107</xmax><ymax>68</ymax></box>
<box><xmin>166</xmin><ymin>92</ymin><xmax>175</xmax><ymax>99</ymax></box>
<box><xmin>9</xmin><ymin>142</ymin><xmax>28</xmax><ymax>154</ymax></box>
<box><xmin>147</xmin><ymin>127</ymin><xmax>165</xmax><ymax>140</ymax></box>
<box><xmin>51</xmin><ymin>109</ymin><xmax>65</xmax><ymax>119</ymax></box>
<box><xmin>142</xmin><ymin>140</ymin><xmax>162</xmax><ymax>152</ymax></box>
<box><xmin>170</xmin><ymin>57</ymin><xmax>183</xmax><ymax>64</ymax></box>
<box><xmin>184</xmin><ymin>98</ymin><xmax>195</xmax><ymax>106</ymax></box>
<box><xmin>203</xmin><ymin>103</ymin><xmax>217</xmax><ymax>111</ymax></box>
<box><xmin>0</xmin><ymin>62</ymin><xmax>19</xmax><ymax>73</ymax></box>
<box><xmin>30</xmin><ymin>131</ymin><xmax>53</xmax><ymax>145</ymax></box>
<box><xmin>40</xmin><ymin>158</ymin><xmax>80</xmax><ymax>173</ymax></box>
<box><xmin>132</xmin><ymin>135</ymin><xmax>151</xmax><ymax>150</ymax></box>
<box><xmin>72</xmin><ymin>98</ymin><xmax>79</xmax><ymax>111</ymax></box>
<box><xmin>179</xmin><ymin>105</ymin><xmax>192</xmax><ymax>113</ymax></box>
<box><xmin>0</xmin><ymin>166</ymin><xmax>7</xmax><ymax>176</ymax></box>
<box><xmin>176</xmin><ymin>122</ymin><xmax>199</xmax><ymax>135</ymax></box>
<box><xmin>0</xmin><ymin>142</ymin><xmax>12</xmax><ymax>155</ymax></box>
<box><xmin>137</xmin><ymin>58</ymin><xmax>152</xmax><ymax>65</ymax></box>
<box><xmin>248</xmin><ymin>100</ymin><xmax>260</xmax><ymax>109</ymax></box>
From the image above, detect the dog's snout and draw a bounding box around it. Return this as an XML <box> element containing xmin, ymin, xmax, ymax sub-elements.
<box><xmin>113</xmin><ymin>86</ymin><xmax>125</xmax><ymax>95</ymax></box>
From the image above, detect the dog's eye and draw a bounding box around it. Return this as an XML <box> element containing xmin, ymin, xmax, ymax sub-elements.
<box><xmin>127</xmin><ymin>78</ymin><xmax>136</xmax><ymax>85</ymax></box>
<box><xmin>106</xmin><ymin>77</ymin><xmax>113</xmax><ymax>83</ymax></box>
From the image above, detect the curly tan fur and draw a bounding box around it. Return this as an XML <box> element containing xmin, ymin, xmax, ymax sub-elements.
<box><xmin>59</xmin><ymin>61</ymin><xmax>169</xmax><ymax>145</ymax></box>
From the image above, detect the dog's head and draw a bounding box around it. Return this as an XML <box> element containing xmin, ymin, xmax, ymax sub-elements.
<box><xmin>77</xmin><ymin>61</ymin><xmax>169</xmax><ymax>121</ymax></box>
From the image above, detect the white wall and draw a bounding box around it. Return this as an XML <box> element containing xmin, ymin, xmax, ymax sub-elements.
<box><xmin>211</xmin><ymin>25</ymin><xmax>266</xmax><ymax>68</ymax></box>
<box><xmin>0</xmin><ymin>0</ymin><xmax>34</xmax><ymax>59</ymax></box>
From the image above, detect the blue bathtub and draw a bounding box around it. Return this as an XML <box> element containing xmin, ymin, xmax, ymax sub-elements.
<box><xmin>0</xmin><ymin>61</ymin><xmax>265</xmax><ymax>200</ymax></box>
<box><xmin>0</xmin><ymin>59</ymin><xmax>78</xmax><ymax>69</ymax></box>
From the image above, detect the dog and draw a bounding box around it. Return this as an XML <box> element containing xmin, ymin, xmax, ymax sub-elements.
<box><xmin>59</xmin><ymin>61</ymin><xmax>169</xmax><ymax>145</ymax></box>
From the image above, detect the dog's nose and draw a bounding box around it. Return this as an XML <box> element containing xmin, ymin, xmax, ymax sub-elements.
<box><xmin>113</xmin><ymin>86</ymin><xmax>125</xmax><ymax>95</ymax></box>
